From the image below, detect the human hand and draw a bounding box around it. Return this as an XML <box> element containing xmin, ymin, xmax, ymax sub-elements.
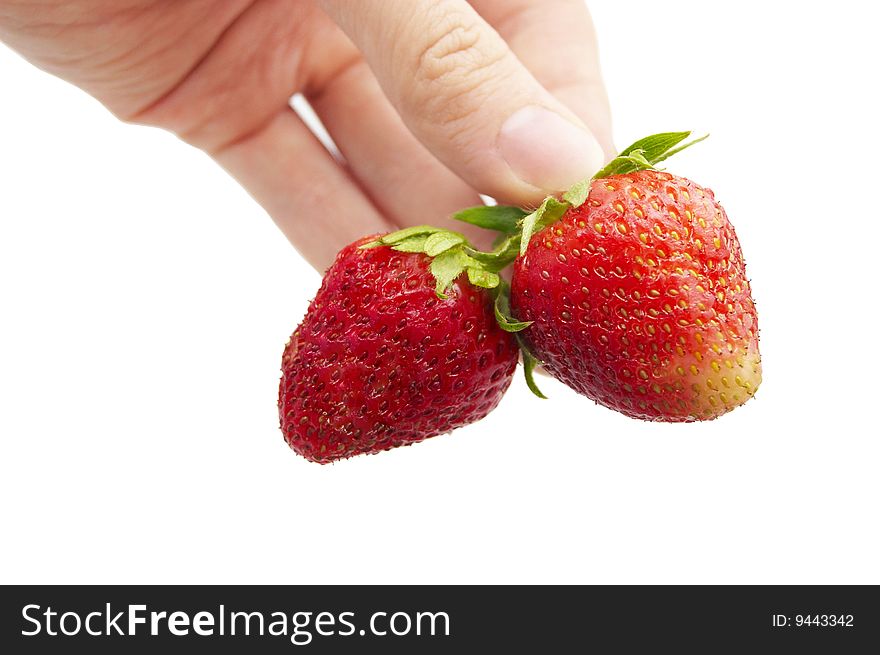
<box><xmin>0</xmin><ymin>0</ymin><xmax>612</xmax><ymax>269</ymax></box>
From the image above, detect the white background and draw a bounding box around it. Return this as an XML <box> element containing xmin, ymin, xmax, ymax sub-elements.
<box><xmin>1</xmin><ymin>1</ymin><xmax>877</xmax><ymax>584</ymax></box>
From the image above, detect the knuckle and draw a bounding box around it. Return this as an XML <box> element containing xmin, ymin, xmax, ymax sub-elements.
<box><xmin>406</xmin><ymin>15</ymin><xmax>508</xmax><ymax>128</ymax></box>
<box><xmin>415</xmin><ymin>18</ymin><xmax>484</xmax><ymax>83</ymax></box>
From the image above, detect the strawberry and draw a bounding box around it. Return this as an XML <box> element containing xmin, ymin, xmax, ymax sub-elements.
<box><xmin>280</xmin><ymin>132</ymin><xmax>761</xmax><ymax>462</ymax></box>
<box><xmin>279</xmin><ymin>232</ymin><xmax>518</xmax><ymax>463</ymax></box>
<box><xmin>455</xmin><ymin>132</ymin><xmax>761</xmax><ymax>421</ymax></box>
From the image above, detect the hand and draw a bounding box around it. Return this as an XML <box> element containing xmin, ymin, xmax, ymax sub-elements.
<box><xmin>0</xmin><ymin>0</ymin><xmax>612</xmax><ymax>269</ymax></box>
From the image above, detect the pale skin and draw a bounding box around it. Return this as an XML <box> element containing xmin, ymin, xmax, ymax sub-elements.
<box><xmin>0</xmin><ymin>0</ymin><xmax>612</xmax><ymax>270</ymax></box>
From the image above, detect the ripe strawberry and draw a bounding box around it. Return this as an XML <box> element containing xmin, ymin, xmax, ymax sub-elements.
<box><xmin>279</xmin><ymin>232</ymin><xmax>518</xmax><ymax>463</ymax></box>
<box><xmin>506</xmin><ymin>134</ymin><xmax>761</xmax><ymax>421</ymax></box>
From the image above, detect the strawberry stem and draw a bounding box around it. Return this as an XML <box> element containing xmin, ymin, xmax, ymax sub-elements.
<box><xmin>492</xmin><ymin>281</ymin><xmax>531</xmax><ymax>333</ymax></box>
<box><xmin>518</xmin><ymin>338</ymin><xmax>547</xmax><ymax>399</ymax></box>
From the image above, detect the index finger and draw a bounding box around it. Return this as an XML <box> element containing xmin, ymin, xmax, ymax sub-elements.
<box><xmin>319</xmin><ymin>0</ymin><xmax>606</xmax><ymax>205</ymax></box>
<box><xmin>470</xmin><ymin>0</ymin><xmax>614</xmax><ymax>157</ymax></box>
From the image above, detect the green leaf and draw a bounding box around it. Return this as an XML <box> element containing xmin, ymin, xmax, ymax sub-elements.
<box><xmin>464</xmin><ymin>233</ymin><xmax>521</xmax><ymax>272</ymax></box>
<box><xmin>390</xmin><ymin>234</ymin><xmax>430</xmax><ymax>253</ymax></box>
<box><xmin>493</xmin><ymin>283</ymin><xmax>531</xmax><ymax>332</ymax></box>
<box><xmin>519</xmin><ymin>211</ymin><xmax>540</xmax><ymax>257</ymax></box>
<box><xmin>625</xmin><ymin>149</ymin><xmax>652</xmax><ymax>168</ymax></box>
<box><xmin>466</xmin><ymin>267</ymin><xmax>500</xmax><ymax>289</ymax></box>
<box><xmin>491</xmin><ymin>232</ymin><xmax>509</xmax><ymax>249</ymax></box>
<box><xmin>381</xmin><ymin>225</ymin><xmax>440</xmax><ymax>245</ymax></box>
<box><xmin>519</xmin><ymin>196</ymin><xmax>569</xmax><ymax>256</ymax></box>
<box><xmin>592</xmin><ymin>153</ymin><xmax>657</xmax><ymax>179</ymax></box>
<box><xmin>619</xmin><ymin>131</ymin><xmax>692</xmax><ymax>160</ymax></box>
<box><xmin>562</xmin><ymin>178</ymin><xmax>591</xmax><ymax>207</ymax></box>
<box><xmin>453</xmin><ymin>205</ymin><xmax>528</xmax><ymax>234</ymax></box>
<box><xmin>590</xmin><ymin>131</ymin><xmax>709</xmax><ymax>181</ymax></box>
<box><xmin>424</xmin><ymin>231</ymin><xmax>466</xmax><ymax>257</ymax></box>
<box><xmin>565</xmin><ymin>133</ymin><xmax>704</xmax><ymax>204</ymax></box>
<box><xmin>429</xmin><ymin>249</ymin><xmax>473</xmax><ymax>298</ymax></box>
<box><xmin>541</xmin><ymin>198</ymin><xmax>569</xmax><ymax>224</ymax></box>
<box><xmin>653</xmin><ymin>133</ymin><xmax>709</xmax><ymax>164</ymax></box>
<box><xmin>518</xmin><ymin>338</ymin><xmax>547</xmax><ymax>399</ymax></box>
<box><xmin>358</xmin><ymin>223</ymin><xmax>511</xmax><ymax>296</ymax></box>
<box><xmin>495</xmin><ymin>306</ymin><xmax>531</xmax><ymax>332</ymax></box>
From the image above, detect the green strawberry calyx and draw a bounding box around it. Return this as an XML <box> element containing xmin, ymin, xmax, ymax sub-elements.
<box><xmin>360</xmin><ymin>225</ymin><xmax>505</xmax><ymax>299</ymax></box>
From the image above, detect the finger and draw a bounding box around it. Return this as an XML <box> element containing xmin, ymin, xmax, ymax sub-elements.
<box><xmin>302</xmin><ymin>33</ymin><xmax>483</xmax><ymax>234</ymax></box>
<box><xmin>318</xmin><ymin>0</ymin><xmax>606</xmax><ymax>205</ymax></box>
<box><xmin>470</xmin><ymin>0</ymin><xmax>614</xmax><ymax>157</ymax></box>
<box><xmin>213</xmin><ymin>110</ymin><xmax>393</xmax><ymax>271</ymax></box>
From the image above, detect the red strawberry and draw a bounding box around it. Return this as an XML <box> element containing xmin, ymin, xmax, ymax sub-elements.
<box><xmin>506</xmin><ymin>134</ymin><xmax>761</xmax><ymax>421</ymax></box>
<box><xmin>451</xmin><ymin>132</ymin><xmax>761</xmax><ymax>421</ymax></box>
<box><xmin>279</xmin><ymin>232</ymin><xmax>518</xmax><ymax>463</ymax></box>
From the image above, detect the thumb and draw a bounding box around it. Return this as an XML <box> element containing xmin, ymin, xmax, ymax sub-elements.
<box><xmin>319</xmin><ymin>0</ymin><xmax>606</xmax><ymax>205</ymax></box>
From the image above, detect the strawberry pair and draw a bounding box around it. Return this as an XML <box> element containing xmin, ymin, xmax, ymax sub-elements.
<box><xmin>279</xmin><ymin>133</ymin><xmax>762</xmax><ymax>463</ymax></box>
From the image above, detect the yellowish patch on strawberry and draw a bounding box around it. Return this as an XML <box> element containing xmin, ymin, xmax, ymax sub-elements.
<box><xmin>688</xmin><ymin>341</ymin><xmax>761</xmax><ymax>420</ymax></box>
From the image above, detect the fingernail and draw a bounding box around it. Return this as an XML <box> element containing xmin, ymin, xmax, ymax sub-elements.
<box><xmin>498</xmin><ymin>106</ymin><xmax>605</xmax><ymax>192</ymax></box>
